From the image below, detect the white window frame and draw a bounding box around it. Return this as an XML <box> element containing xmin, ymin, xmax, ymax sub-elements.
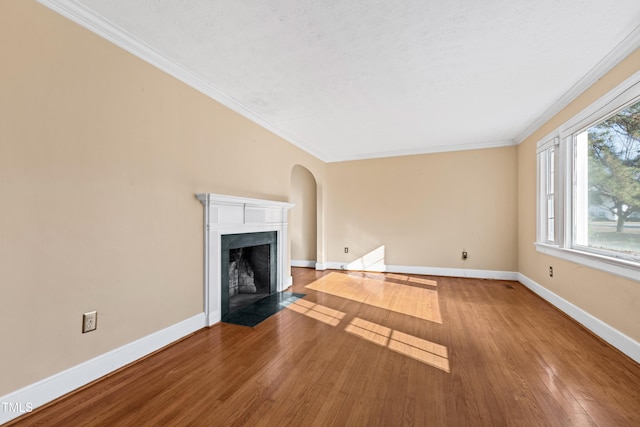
<box><xmin>536</xmin><ymin>137</ymin><xmax>559</xmax><ymax>245</ymax></box>
<box><xmin>535</xmin><ymin>70</ymin><xmax>640</xmax><ymax>282</ymax></box>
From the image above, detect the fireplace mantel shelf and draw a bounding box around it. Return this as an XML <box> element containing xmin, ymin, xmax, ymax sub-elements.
<box><xmin>196</xmin><ymin>193</ymin><xmax>294</xmax><ymax>209</ymax></box>
<box><xmin>196</xmin><ymin>193</ymin><xmax>294</xmax><ymax>326</ymax></box>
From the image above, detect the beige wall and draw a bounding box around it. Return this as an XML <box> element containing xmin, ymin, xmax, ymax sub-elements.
<box><xmin>326</xmin><ymin>147</ymin><xmax>518</xmax><ymax>271</ymax></box>
<box><xmin>0</xmin><ymin>0</ymin><xmax>325</xmax><ymax>395</ymax></box>
<box><xmin>517</xmin><ymin>48</ymin><xmax>640</xmax><ymax>342</ymax></box>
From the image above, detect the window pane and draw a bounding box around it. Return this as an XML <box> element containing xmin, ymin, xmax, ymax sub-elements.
<box><xmin>548</xmin><ymin>149</ymin><xmax>555</xmax><ymax>193</ymax></box>
<box><xmin>577</xmin><ymin>100</ymin><xmax>640</xmax><ymax>258</ymax></box>
<box><xmin>538</xmin><ymin>146</ymin><xmax>556</xmax><ymax>243</ymax></box>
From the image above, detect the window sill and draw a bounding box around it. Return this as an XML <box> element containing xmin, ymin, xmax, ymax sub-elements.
<box><xmin>534</xmin><ymin>243</ymin><xmax>640</xmax><ymax>282</ymax></box>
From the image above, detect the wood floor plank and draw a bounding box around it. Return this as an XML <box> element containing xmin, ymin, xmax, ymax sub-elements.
<box><xmin>7</xmin><ymin>268</ymin><xmax>640</xmax><ymax>426</ymax></box>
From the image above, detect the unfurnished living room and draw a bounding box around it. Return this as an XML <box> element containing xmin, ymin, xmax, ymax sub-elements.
<box><xmin>2</xmin><ymin>1</ymin><xmax>640</xmax><ymax>426</ymax></box>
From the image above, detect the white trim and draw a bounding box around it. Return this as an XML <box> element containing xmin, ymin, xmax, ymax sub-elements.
<box><xmin>36</xmin><ymin>0</ymin><xmax>328</xmax><ymax>163</ymax></box>
<box><xmin>195</xmin><ymin>193</ymin><xmax>294</xmax><ymax>209</ymax></box>
<box><xmin>327</xmin><ymin>139</ymin><xmax>516</xmax><ymax>163</ymax></box>
<box><xmin>291</xmin><ymin>260</ymin><xmax>316</xmax><ymax>268</ymax></box>
<box><xmin>516</xmin><ymin>23</ymin><xmax>640</xmax><ymax>144</ymax></box>
<box><xmin>536</xmin><ymin>136</ymin><xmax>559</xmax><ymax>153</ymax></box>
<box><xmin>517</xmin><ymin>273</ymin><xmax>640</xmax><ymax>364</ymax></box>
<box><xmin>197</xmin><ymin>193</ymin><xmax>294</xmax><ymax>326</ymax></box>
<box><xmin>0</xmin><ymin>313</ymin><xmax>206</xmax><ymax>425</ymax></box>
<box><xmin>534</xmin><ymin>70</ymin><xmax>640</xmax><ymax>282</ymax></box>
<box><xmin>285</xmin><ymin>275</ymin><xmax>293</xmax><ymax>288</ymax></box>
<box><xmin>321</xmin><ymin>261</ymin><xmax>518</xmax><ymax>281</ymax></box>
<box><xmin>535</xmin><ymin>243</ymin><xmax>640</xmax><ymax>282</ymax></box>
<box><xmin>315</xmin><ymin>262</ymin><xmax>327</xmax><ymax>271</ymax></box>
<box><xmin>559</xmin><ymin>70</ymin><xmax>640</xmax><ymax>138</ymax></box>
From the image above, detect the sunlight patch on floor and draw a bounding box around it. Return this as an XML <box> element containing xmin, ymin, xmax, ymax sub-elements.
<box><xmin>287</xmin><ymin>297</ymin><xmax>450</xmax><ymax>373</ymax></box>
<box><xmin>386</xmin><ymin>273</ymin><xmax>439</xmax><ymax>287</ymax></box>
<box><xmin>345</xmin><ymin>317</ymin><xmax>450</xmax><ymax>373</ymax></box>
<box><xmin>305</xmin><ymin>272</ymin><xmax>442</xmax><ymax>324</ymax></box>
<box><xmin>287</xmin><ymin>298</ymin><xmax>346</xmax><ymax>326</ymax></box>
<box><xmin>345</xmin><ymin>317</ymin><xmax>392</xmax><ymax>346</ymax></box>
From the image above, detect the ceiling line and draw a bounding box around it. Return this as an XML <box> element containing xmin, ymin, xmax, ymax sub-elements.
<box><xmin>327</xmin><ymin>139</ymin><xmax>517</xmax><ymax>163</ymax></box>
<box><xmin>37</xmin><ymin>0</ymin><xmax>330</xmax><ymax>162</ymax></box>
<box><xmin>37</xmin><ymin>0</ymin><xmax>640</xmax><ymax>162</ymax></box>
<box><xmin>515</xmin><ymin>23</ymin><xmax>640</xmax><ymax>144</ymax></box>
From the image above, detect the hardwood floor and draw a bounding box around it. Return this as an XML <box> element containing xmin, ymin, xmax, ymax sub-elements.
<box><xmin>8</xmin><ymin>268</ymin><xmax>640</xmax><ymax>426</ymax></box>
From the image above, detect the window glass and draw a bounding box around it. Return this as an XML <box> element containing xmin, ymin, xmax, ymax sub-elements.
<box><xmin>546</xmin><ymin>148</ymin><xmax>555</xmax><ymax>242</ymax></box>
<box><xmin>537</xmin><ymin>145</ymin><xmax>556</xmax><ymax>244</ymax></box>
<box><xmin>574</xmin><ymin>100</ymin><xmax>640</xmax><ymax>258</ymax></box>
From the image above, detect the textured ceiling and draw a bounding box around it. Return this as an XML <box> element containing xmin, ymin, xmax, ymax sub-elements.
<box><xmin>42</xmin><ymin>0</ymin><xmax>640</xmax><ymax>162</ymax></box>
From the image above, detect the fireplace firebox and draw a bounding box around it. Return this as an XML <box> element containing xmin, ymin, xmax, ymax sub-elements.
<box><xmin>221</xmin><ymin>231</ymin><xmax>277</xmax><ymax>319</ymax></box>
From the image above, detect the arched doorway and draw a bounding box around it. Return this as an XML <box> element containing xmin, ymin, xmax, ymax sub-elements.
<box><xmin>290</xmin><ymin>165</ymin><xmax>317</xmax><ymax>266</ymax></box>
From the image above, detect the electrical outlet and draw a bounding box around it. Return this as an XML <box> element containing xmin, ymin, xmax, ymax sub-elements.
<box><xmin>549</xmin><ymin>266</ymin><xmax>554</xmax><ymax>277</ymax></box>
<box><xmin>462</xmin><ymin>251</ymin><xmax>468</xmax><ymax>260</ymax></box>
<box><xmin>344</xmin><ymin>247</ymin><xmax>349</xmax><ymax>253</ymax></box>
<box><xmin>82</xmin><ymin>311</ymin><xmax>97</xmax><ymax>333</ymax></box>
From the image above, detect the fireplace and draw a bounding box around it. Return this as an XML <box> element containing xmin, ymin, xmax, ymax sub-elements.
<box><xmin>197</xmin><ymin>193</ymin><xmax>294</xmax><ymax>326</ymax></box>
<box><xmin>221</xmin><ymin>231</ymin><xmax>277</xmax><ymax>319</ymax></box>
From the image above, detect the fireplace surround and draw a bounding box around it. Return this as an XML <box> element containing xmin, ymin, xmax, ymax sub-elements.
<box><xmin>196</xmin><ymin>193</ymin><xmax>294</xmax><ymax>326</ymax></box>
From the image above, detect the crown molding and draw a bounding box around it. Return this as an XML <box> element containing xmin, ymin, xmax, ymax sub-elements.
<box><xmin>36</xmin><ymin>0</ymin><xmax>329</xmax><ymax>162</ymax></box>
<box><xmin>326</xmin><ymin>139</ymin><xmax>517</xmax><ymax>163</ymax></box>
<box><xmin>515</xmin><ymin>23</ymin><xmax>640</xmax><ymax>144</ymax></box>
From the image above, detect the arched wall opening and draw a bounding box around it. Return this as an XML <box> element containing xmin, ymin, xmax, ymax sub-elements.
<box><xmin>290</xmin><ymin>165</ymin><xmax>318</xmax><ymax>266</ymax></box>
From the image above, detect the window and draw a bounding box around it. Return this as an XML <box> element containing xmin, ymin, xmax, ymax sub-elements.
<box><xmin>536</xmin><ymin>71</ymin><xmax>640</xmax><ymax>281</ymax></box>
<box><xmin>537</xmin><ymin>140</ymin><xmax>558</xmax><ymax>244</ymax></box>
<box><xmin>574</xmin><ymin>102</ymin><xmax>640</xmax><ymax>259</ymax></box>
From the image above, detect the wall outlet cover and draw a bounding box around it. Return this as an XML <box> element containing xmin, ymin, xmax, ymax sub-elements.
<box><xmin>83</xmin><ymin>311</ymin><xmax>97</xmax><ymax>333</ymax></box>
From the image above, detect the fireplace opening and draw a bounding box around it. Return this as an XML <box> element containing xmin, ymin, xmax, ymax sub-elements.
<box><xmin>221</xmin><ymin>231</ymin><xmax>277</xmax><ymax>319</ymax></box>
<box><xmin>228</xmin><ymin>244</ymin><xmax>270</xmax><ymax>313</ymax></box>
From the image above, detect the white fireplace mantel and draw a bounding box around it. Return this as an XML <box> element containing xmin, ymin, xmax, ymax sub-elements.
<box><xmin>196</xmin><ymin>193</ymin><xmax>295</xmax><ymax>326</ymax></box>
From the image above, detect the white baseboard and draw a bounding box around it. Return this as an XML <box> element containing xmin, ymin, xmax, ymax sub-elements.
<box><xmin>517</xmin><ymin>273</ymin><xmax>640</xmax><ymax>364</ymax></box>
<box><xmin>0</xmin><ymin>313</ymin><xmax>206</xmax><ymax>425</ymax></box>
<box><xmin>291</xmin><ymin>259</ymin><xmax>316</xmax><ymax>268</ymax></box>
<box><xmin>321</xmin><ymin>261</ymin><xmax>518</xmax><ymax>281</ymax></box>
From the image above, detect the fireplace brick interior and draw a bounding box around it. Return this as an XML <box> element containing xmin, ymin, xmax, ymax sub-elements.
<box><xmin>229</xmin><ymin>244</ymin><xmax>270</xmax><ymax>295</ymax></box>
<box><xmin>221</xmin><ymin>231</ymin><xmax>277</xmax><ymax>318</ymax></box>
